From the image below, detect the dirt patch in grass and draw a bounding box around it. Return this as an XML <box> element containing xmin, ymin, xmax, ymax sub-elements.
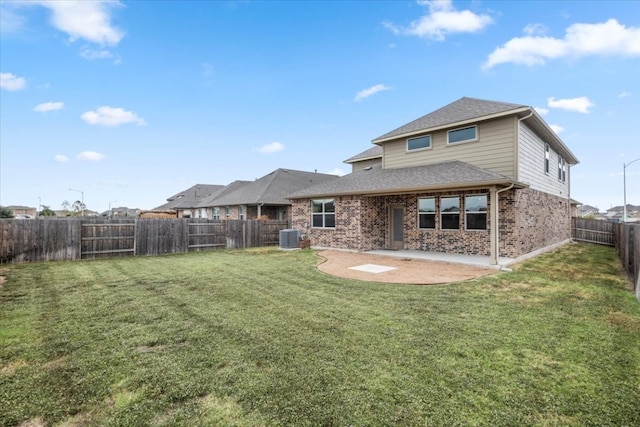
<box><xmin>316</xmin><ymin>250</ymin><xmax>496</xmax><ymax>284</ymax></box>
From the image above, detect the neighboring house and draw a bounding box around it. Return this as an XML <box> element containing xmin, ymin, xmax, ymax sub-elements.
<box><xmin>606</xmin><ymin>204</ymin><xmax>640</xmax><ymax>222</ymax></box>
<box><xmin>577</xmin><ymin>204</ymin><xmax>602</xmax><ymax>218</ymax></box>
<box><xmin>7</xmin><ymin>206</ymin><xmax>36</xmax><ymax>217</ymax></box>
<box><xmin>289</xmin><ymin>97</ymin><xmax>579</xmax><ymax>264</ymax></box>
<box><xmin>102</xmin><ymin>207</ymin><xmax>139</xmax><ymax>218</ymax></box>
<box><xmin>154</xmin><ymin>184</ymin><xmax>224</xmax><ymax>218</ymax></box>
<box><xmin>201</xmin><ymin>169</ymin><xmax>338</xmax><ymax>221</ymax></box>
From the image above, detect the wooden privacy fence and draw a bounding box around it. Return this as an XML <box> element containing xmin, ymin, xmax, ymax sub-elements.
<box><xmin>572</xmin><ymin>218</ymin><xmax>640</xmax><ymax>302</ymax></box>
<box><xmin>0</xmin><ymin>218</ymin><xmax>290</xmax><ymax>264</ymax></box>
<box><xmin>572</xmin><ymin>217</ymin><xmax>615</xmax><ymax>246</ymax></box>
<box><xmin>613</xmin><ymin>222</ymin><xmax>640</xmax><ymax>302</ymax></box>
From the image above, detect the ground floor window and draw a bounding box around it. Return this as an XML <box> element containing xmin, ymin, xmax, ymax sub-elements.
<box><xmin>441</xmin><ymin>196</ymin><xmax>460</xmax><ymax>230</ymax></box>
<box><xmin>418</xmin><ymin>197</ymin><xmax>436</xmax><ymax>229</ymax></box>
<box><xmin>213</xmin><ymin>207</ymin><xmax>220</xmax><ymax>220</ymax></box>
<box><xmin>312</xmin><ymin>199</ymin><xmax>335</xmax><ymax>228</ymax></box>
<box><xmin>465</xmin><ymin>195</ymin><xmax>487</xmax><ymax>230</ymax></box>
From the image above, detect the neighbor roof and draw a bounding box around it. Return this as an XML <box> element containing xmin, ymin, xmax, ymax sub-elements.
<box><xmin>154</xmin><ymin>183</ymin><xmax>224</xmax><ymax>210</ymax></box>
<box><xmin>210</xmin><ymin>168</ymin><xmax>339</xmax><ymax>206</ymax></box>
<box><xmin>289</xmin><ymin>161</ymin><xmax>525</xmax><ymax>199</ymax></box>
<box><xmin>197</xmin><ymin>180</ymin><xmax>252</xmax><ymax>208</ymax></box>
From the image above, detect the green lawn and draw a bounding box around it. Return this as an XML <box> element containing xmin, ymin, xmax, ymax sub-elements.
<box><xmin>1</xmin><ymin>243</ymin><xmax>639</xmax><ymax>427</ymax></box>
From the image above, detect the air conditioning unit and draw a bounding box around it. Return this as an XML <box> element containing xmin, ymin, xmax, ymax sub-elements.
<box><xmin>279</xmin><ymin>229</ymin><xmax>300</xmax><ymax>249</ymax></box>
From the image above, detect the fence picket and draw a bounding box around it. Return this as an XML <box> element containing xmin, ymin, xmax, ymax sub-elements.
<box><xmin>0</xmin><ymin>218</ymin><xmax>290</xmax><ymax>264</ymax></box>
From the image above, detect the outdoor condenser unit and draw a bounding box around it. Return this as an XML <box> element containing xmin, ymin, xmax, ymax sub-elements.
<box><xmin>279</xmin><ymin>229</ymin><xmax>300</xmax><ymax>249</ymax></box>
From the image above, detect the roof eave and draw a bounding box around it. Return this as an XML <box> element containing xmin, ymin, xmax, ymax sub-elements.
<box><xmin>290</xmin><ymin>179</ymin><xmax>527</xmax><ymax>199</ymax></box>
<box><xmin>372</xmin><ymin>107</ymin><xmax>531</xmax><ymax>144</ymax></box>
<box><xmin>343</xmin><ymin>154</ymin><xmax>383</xmax><ymax>164</ymax></box>
<box><xmin>525</xmin><ymin>110</ymin><xmax>580</xmax><ymax>165</ymax></box>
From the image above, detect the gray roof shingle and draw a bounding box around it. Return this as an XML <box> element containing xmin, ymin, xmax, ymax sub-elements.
<box><xmin>154</xmin><ymin>184</ymin><xmax>224</xmax><ymax>210</ymax></box>
<box><xmin>209</xmin><ymin>169</ymin><xmax>339</xmax><ymax>206</ymax></box>
<box><xmin>289</xmin><ymin>161</ymin><xmax>521</xmax><ymax>199</ymax></box>
<box><xmin>373</xmin><ymin>97</ymin><xmax>526</xmax><ymax>143</ymax></box>
<box><xmin>344</xmin><ymin>145</ymin><xmax>383</xmax><ymax>163</ymax></box>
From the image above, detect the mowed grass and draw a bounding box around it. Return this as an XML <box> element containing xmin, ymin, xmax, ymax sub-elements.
<box><xmin>1</xmin><ymin>243</ymin><xmax>639</xmax><ymax>427</ymax></box>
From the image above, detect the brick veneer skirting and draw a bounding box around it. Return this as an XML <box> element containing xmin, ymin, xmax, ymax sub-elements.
<box><xmin>291</xmin><ymin>187</ymin><xmax>570</xmax><ymax>258</ymax></box>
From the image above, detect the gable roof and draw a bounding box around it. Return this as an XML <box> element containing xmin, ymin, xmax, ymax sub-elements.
<box><xmin>154</xmin><ymin>183</ymin><xmax>224</xmax><ymax>210</ymax></box>
<box><xmin>197</xmin><ymin>180</ymin><xmax>252</xmax><ymax>208</ymax></box>
<box><xmin>289</xmin><ymin>161</ymin><xmax>525</xmax><ymax>199</ymax></box>
<box><xmin>372</xmin><ymin>96</ymin><xmax>578</xmax><ymax>165</ymax></box>
<box><xmin>209</xmin><ymin>168</ymin><xmax>339</xmax><ymax>206</ymax></box>
<box><xmin>343</xmin><ymin>145</ymin><xmax>383</xmax><ymax>164</ymax></box>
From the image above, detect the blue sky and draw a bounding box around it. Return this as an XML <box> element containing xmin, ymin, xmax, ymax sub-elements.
<box><xmin>1</xmin><ymin>0</ymin><xmax>639</xmax><ymax>213</ymax></box>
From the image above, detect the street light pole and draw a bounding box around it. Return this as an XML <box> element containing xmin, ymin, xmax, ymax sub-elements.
<box><xmin>623</xmin><ymin>158</ymin><xmax>640</xmax><ymax>223</ymax></box>
<box><xmin>69</xmin><ymin>188</ymin><xmax>85</xmax><ymax>217</ymax></box>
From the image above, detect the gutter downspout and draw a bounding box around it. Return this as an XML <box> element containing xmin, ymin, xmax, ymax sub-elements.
<box><xmin>491</xmin><ymin>183</ymin><xmax>515</xmax><ymax>266</ymax></box>
<box><xmin>490</xmin><ymin>110</ymin><xmax>534</xmax><ymax>265</ymax></box>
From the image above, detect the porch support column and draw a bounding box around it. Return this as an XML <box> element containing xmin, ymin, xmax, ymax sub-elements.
<box><xmin>490</xmin><ymin>186</ymin><xmax>499</xmax><ymax>265</ymax></box>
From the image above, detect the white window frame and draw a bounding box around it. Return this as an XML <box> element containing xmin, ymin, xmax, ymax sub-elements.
<box><xmin>239</xmin><ymin>205</ymin><xmax>245</xmax><ymax>220</ymax></box>
<box><xmin>464</xmin><ymin>194</ymin><xmax>488</xmax><ymax>231</ymax></box>
<box><xmin>311</xmin><ymin>199</ymin><xmax>335</xmax><ymax>229</ymax></box>
<box><xmin>558</xmin><ymin>156</ymin><xmax>566</xmax><ymax>183</ymax></box>
<box><xmin>447</xmin><ymin>125</ymin><xmax>478</xmax><ymax>145</ymax></box>
<box><xmin>225</xmin><ymin>206</ymin><xmax>230</xmax><ymax>218</ymax></box>
<box><xmin>440</xmin><ymin>196</ymin><xmax>460</xmax><ymax>230</ymax></box>
<box><xmin>406</xmin><ymin>135</ymin><xmax>432</xmax><ymax>152</ymax></box>
<box><xmin>213</xmin><ymin>207</ymin><xmax>220</xmax><ymax>220</ymax></box>
<box><xmin>544</xmin><ymin>144</ymin><xmax>550</xmax><ymax>174</ymax></box>
<box><xmin>417</xmin><ymin>197</ymin><xmax>436</xmax><ymax>230</ymax></box>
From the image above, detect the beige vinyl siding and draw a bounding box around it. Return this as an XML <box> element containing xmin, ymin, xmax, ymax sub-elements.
<box><xmin>382</xmin><ymin>117</ymin><xmax>517</xmax><ymax>179</ymax></box>
<box><xmin>518</xmin><ymin>122</ymin><xmax>569</xmax><ymax>197</ymax></box>
<box><xmin>351</xmin><ymin>158</ymin><xmax>382</xmax><ymax>172</ymax></box>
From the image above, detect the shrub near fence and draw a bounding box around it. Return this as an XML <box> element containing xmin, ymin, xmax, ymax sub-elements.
<box><xmin>0</xmin><ymin>218</ymin><xmax>290</xmax><ymax>264</ymax></box>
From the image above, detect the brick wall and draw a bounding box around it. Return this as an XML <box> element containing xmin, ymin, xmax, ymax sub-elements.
<box><xmin>499</xmin><ymin>188</ymin><xmax>571</xmax><ymax>258</ymax></box>
<box><xmin>292</xmin><ymin>187</ymin><xmax>570</xmax><ymax>258</ymax></box>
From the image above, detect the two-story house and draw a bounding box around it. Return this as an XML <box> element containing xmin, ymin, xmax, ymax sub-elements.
<box><xmin>289</xmin><ymin>97</ymin><xmax>579</xmax><ymax>265</ymax></box>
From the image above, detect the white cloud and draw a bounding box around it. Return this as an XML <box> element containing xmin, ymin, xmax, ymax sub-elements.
<box><xmin>534</xmin><ymin>106</ymin><xmax>549</xmax><ymax>115</ymax></box>
<box><xmin>548</xmin><ymin>96</ymin><xmax>594</xmax><ymax>114</ymax></box>
<box><xmin>257</xmin><ymin>142</ymin><xmax>285</xmax><ymax>154</ymax></box>
<box><xmin>37</xmin><ymin>0</ymin><xmax>124</xmax><ymax>46</ymax></box>
<box><xmin>80</xmin><ymin>46</ymin><xmax>120</xmax><ymax>63</ymax></box>
<box><xmin>34</xmin><ymin>101</ymin><xmax>64</xmax><ymax>112</ymax></box>
<box><xmin>484</xmin><ymin>19</ymin><xmax>640</xmax><ymax>69</ymax></box>
<box><xmin>549</xmin><ymin>124</ymin><xmax>564</xmax><ymax>134</ymax></box>
<box><xmin>0</xmin><ymin>3</ymin><xmax>26</xmax><ymax>34</ymax></box>
<box><xmin>384</xmin><ymin>0</ymin><xmax>493</xmax><ymax>41</ymax></box>
<box><xmin>54</xmin><ymin>154</ymin><xmax>69</xmax><ymax>163</ymax></box>
<box><xmin>355</xmin><ymin>84</ymin><xmax>391</xmax><ymax>102</ymax></box>
<box><xmin>0</xmin><ymin>72</ymin><xmax>26</xmax><ymax>91</ymax></box>
<box><xmin>81</xmin><ymin>106</ymin><xmax>146</xmax><ymax>126</ymax></box>
<box><xmin>618</xmin><ymin>91</ymin><xmax>632</xmax><ymax>98</ymax></box>
<box><xmin>76</xmin><ymin>151</ymin><xmax>105</xmax><ymax>162</ymax></box>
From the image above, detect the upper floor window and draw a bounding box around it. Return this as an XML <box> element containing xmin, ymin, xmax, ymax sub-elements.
<box><xmin>544</xmin><ymin>144</ymin><xmax>550</xmax><ymax>174</ymax></box>
<box><xmin>558</xmin><ymin>157</ymin><xmax>566</xmax><ymax>183</ymax></box>
<box><xmin>465</xmin><ymin>195</ymin><xmax>487</xmax><ymax>230</ymax></box>
<box><xmin>448</xmin><ymin>125</ymin><xmax>477</xmax><ymax>145</ymax></box>
<box><xmin>407</xmin><ymin>135</ymin><xmax>431</xmax><ymax>151</ymax></box>
<box><xmin>440</xmin><ymin>196</ymin><xmax>460</xmax><ymax>230</ymax></box>
<box><xmin>418</xmin><ymin>197</ymin><xmax>436</xmax><ymax>229</ymax></box>
<box><xmin>312</xmin><ymin>199</ymin><xmax>335</xmax><ymax>228</ymax></box>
